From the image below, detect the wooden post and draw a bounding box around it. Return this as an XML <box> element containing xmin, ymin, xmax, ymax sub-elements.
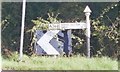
<box><xmin>19</xmin><ymin>0</ymin><xmax>26</xmax><ymax>60</ymax></box>
<box><xmin>84</xmin><ymin>6</ymin><xmax>92</xmax><ymax>58</ymax></box>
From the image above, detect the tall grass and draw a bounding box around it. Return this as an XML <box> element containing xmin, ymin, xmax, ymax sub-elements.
<box><xmin>2</xmin><ymin>54</ymin><xmax>118</xmax><ymax>70</ymax></box>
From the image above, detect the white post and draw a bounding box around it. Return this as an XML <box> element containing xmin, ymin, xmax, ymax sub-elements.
<box><xmin>19</xmin><ymin>0</ymin><xmax>26</xmax><ymax>60</ymax></box>
<box><xmin>84</xmin><ymin>6</ymin><xmax>92</xmax><ymax>58</ymax></box>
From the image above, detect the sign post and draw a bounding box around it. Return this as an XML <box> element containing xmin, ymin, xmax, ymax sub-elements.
<box><xmin>36</xmin><ymin>6</ymin><xmax>92</xmax><ymax>57</ymax></box>
<box><xmin>84</xmin><ymin>6</ymin><xmax>92</xmax><ymax>58</ymax></box>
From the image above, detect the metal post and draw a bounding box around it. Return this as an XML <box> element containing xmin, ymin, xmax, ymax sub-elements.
<box><xmin>67</xmin><ymin>30</ymin><xmax>72</xmax><ymax>56</ymax></box>
<box><xmin>19</xmin><ymin>0</ymin><xmax>26</xmax><ymax>60</ymax></box>
<box><xmin>63</xmin><ymin>30</ymin><xmax>69</xmax><ymax>56</ymax></box>
<box><xmin>63</xmin><ymin>30</ymin><xmax>72</xmax><ymax>57</ymax></box>
<box><xmin>84</xmin><ymin>6</ymin><xmax>92</xmax><ymax>58</ymax></box>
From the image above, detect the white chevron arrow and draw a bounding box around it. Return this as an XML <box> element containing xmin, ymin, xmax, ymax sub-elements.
<box><xmin>37</xmin><ymin>30</ymin><xmax>60</xmax><ymax>55</ymax></box>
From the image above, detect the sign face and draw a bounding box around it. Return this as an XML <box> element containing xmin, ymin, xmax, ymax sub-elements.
<box><xmin>37</xmin><ymin>22</ymin><xmax>87</xmax><ymax>55</ymax></box>
<box><xmin>37</xmin><ymin>30</ymin><xmax>60</xmax><ymax>55</ymax></box>
<box><xmin>49</xmin><ymin>22</ymin><xmax>87</xmax><ymax>30</ymax></box>
<box><xmin>49</xmin><ymin>24</ymin><xmax>60</xmax><ymax>30</ymax></box>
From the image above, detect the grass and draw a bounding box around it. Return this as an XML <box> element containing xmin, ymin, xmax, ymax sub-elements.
<box><xmin>2</xmin><ymin>54</ymin><xmax>118</xmax><ymax>70</ymax></box>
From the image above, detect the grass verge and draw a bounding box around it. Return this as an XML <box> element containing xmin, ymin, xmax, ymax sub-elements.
<box><xmin>2</xmin><ymin>55</ymin><xmax>118</xmax><ymax>70</ymax></box>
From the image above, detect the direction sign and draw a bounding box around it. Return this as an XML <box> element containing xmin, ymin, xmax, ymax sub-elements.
<box><xmin>35</xmin><ymin>6</ymin><xmax>91</xmax><ymax>58</ymax></box>
<box><xmin>48</xmin><ymin>22</ymin><xmax>87</xmax><ymax>30</ymax></box>
<box><xmin>49</xmin><ymin>24</ymin><xmax>60</xmax><ymax>30</ymax></box>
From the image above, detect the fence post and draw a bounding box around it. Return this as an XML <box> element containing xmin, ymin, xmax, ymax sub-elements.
<box><xmin>84</xmin><ymin>6</ymin><xmax>92</xmax><ymax>58</ymax></box>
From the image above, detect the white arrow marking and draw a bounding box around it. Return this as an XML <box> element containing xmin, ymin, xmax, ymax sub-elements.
<box><xmin>37</xmin><ymin>30</ymin><xmax>60</xmax><ymax>55</ymax></box>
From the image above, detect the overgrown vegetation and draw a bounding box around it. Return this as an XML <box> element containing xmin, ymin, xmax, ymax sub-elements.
<box><xmin>1</xmin><ymin>2</ymin><xmax>119</xmax><ymax>58</ymax></box>
<box><xmin>31</xmin><ymin>13</ymin><xmax>61</xmax><ymax>31</ymax></box>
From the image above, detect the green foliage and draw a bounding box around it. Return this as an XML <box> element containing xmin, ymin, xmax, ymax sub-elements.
<box><xmin>1</xmin><ymin>2</ymin><xmax>119</xmax><ymax>58</ymax></box>
<box><xmin>29</xmin><ymin>13</ymin><xmax>61</xmax><ymax>49</ymax></box>
<box><xmin>72</xmin><ymin>34</ymin><xmax>85</xmax><ymax>49</ymax></box>
<box><xmin>91</xmin><ymin>3</ymin><xmax>119</xmax><ymax>57</ymax></box>
<box><xmin>2</xmin><ymin>55</ymin><xmax>118</xmax><ymax>70</ymax></box>
<box><xmin>30</xmin><ymin>13</ymin><xmax>61</xmax><ymax>32</ymax></box>
<box><xmin>31</xmin><ymin>17</ymin><xmax>49</xmax><ymax>31</ymax></box>
<box><xmin>1</xmin><ymin>2</ymin><xmax>22</xmax><ymax>51</ymax></box>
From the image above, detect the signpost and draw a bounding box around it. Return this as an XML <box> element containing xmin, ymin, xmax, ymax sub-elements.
<box><xmin>19</xmin><ymin>5</ymin><xmax>91</xmax><ymax>58</ymax></box>
<box><xmin>84</xmin><ymin>6</ymin><xmax>92</xmax><ymax>58</ymax></box>
<box><xmin>36</xmin><ymin>6</ymin><xmax>91</xmax><ymax>57</ymax></box>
